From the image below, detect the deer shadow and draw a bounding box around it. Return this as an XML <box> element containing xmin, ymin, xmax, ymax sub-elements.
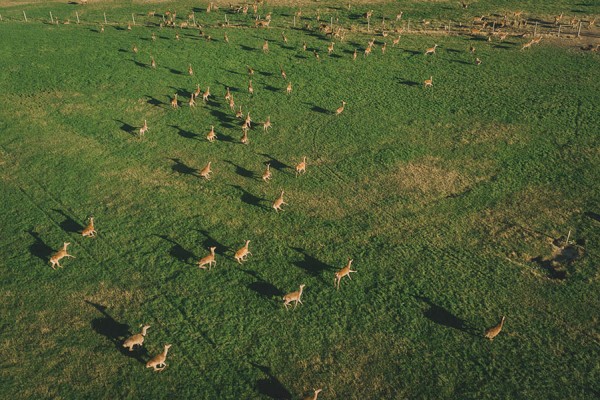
<box><xmin>169</xmin><ymin>86</ymin><xmax>193</xmax><ymax>98</ymax></box>
<box><xmin>132</xmin><ymin>60</ymin><xmax>147</xmax><ymax>68</ymax></box>
<box><xmin>145</xmin><ymin>95</ymin><xmax>166</xmax><ymax>108</ymax></box>
<box><xmin>115</xmin><ymin>119</ymin><xmax>137</xmax><ymax>136</ymax></box>
<box><xmin>585</xmin><ymin>211</ymin><xmax>600</xmax><ymax>222</ymax></box>
<box><xmin>250</xmin><ymin>362</ymin><xmax>292</xmax><ymax>400</ymax></box>
<box><xmin>85</xmin><ymin>300</ymin><xmax>147</xmax><ymax>364</ymax></box>
<box><xmin>239</xmin><ymin>44</ymin><xmax>255</xmax><ymax>52</ymax></box>
<box><xmin>229</xmin><ymin>185</ymin><xmax>266</xmax><ymax>209</ymax></box>
<box><xmin>398</xmin><ymin>78</ymin><xmax>419</xmax><ymax>87</ymax></box>
<box><xmin>291</xmin><ymin>247</ymin><xmax>335</xmax><ymax>278</ymax></box>
<box><xmin>414</xmin><ymin>295</ymin><xmax>476</xmax><ymax>336</ymax></box>
<box><xmin>26</xmin><ymin>230</ymin><xmax>54</xmax><ymax>263</ymax></box>
<box><xmin>224</xmin><ymin>160</ymin><xmax>255</xmax><ymax>178</ymax></box>
<box><xmin>258</xmin><ymin>71</ymin><xmax>275</xmax><ymax>77</ymax></box>
<box><xmin>169</xmin><ymin>125</ymin><xmax>199</xmax><ymax>140</ymax></box>
<box><xmin>195</xmin><ymin>229</ymin><xmax>230</xmax><ymax>255</ymax></box>
<box><xmin>258</xmin><ymin>153</ymin><xmax>290</xmax><ymax>171</ymax></box>
<box><xmin>304</xmin><ymin>103</ymin><xmax>331</xmax><ymax>115</ymax></box>
<box><xmin>241</xmin><ymin>269</ymin><xmax>284</xmax><ymax>299</ymax></box>
<box><xmin>52</xmin><ymin>209</ymin><xmax>84</xmax><ymax>233</ymax></box>
<box><xmin>169</xmin><ymin>158</ymin><xmax>197</xmax><ymax>176</ymax></box>
<box><xmin>155</xmin><ymin>235</ymin><xmax>196</xmax><ymax>265</ymax></box>
<box><xmin>208</xmin><ymin>108</ymin><xmax>236</xmax><ymax>129</ymax></box>
<box><xmin>165</xmin><ymin>67</ymin><xmax>184</xmax><ymax>75</ymax></box>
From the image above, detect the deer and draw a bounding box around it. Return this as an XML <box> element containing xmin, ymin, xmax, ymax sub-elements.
<box><xmin>207</xmin><ymin>126</ymin><xmax>217</xmax><ymax>142</ymax></box>
<box><xmin>303</xmin><ymin>42</ymin><xmax>307</xmax><ymax>51</ymax></box>
<box><xmin>248</xmin><ymin>80</ymin><xmax>254</xmax><ymax>95</ymax></box>
<box><xmin>236</xmin><ymin>106</ymin><xmax>243</xmax><ymax>119</ymax></box>
<box><xmin>81</xmin><ymin>217</ymin><xmax>97</xmax><ymax>237</ymax></box>
<box><xmin>364</xmin><ymin>10</ymin><xmax>373</xmax><ymax>20</ymax></box>
<box><xmin>198</xmin><ymin>246</ymin><xmax>217</xmax><ymax>270</ymax></box>
<box><xmin>282</xmin><ymin>31</ymin><xmax>288</xmax><ymax>44</ymax></box>
<box><xmin>475</xmin><ymin>57</ymin><xmax>482</xmax><ymax>65</ymax></box>
<box><xmin>246</xmin><ymin>65</ymin><xmax>254</xmax><ymax>76</ymax></box>
<box><xmin>262</xmin><ymin>163</ymin><xmax>272</xmax><ymax>182</ymax></box>
<box><xmin>151</xmin><ymin>57</ymin><xmax>156</xmax><ymax>69</ymax></box>
<box><xmin>392</xmin><ymin>36</ymin><xmax>401</xmax><ymax>47</ymax></box>
<box><xmin>175</xmin><ymin>32</ymin><xmax>180</xmax><ymax>40</ymax></box>
<box><xmin>127</xmin><ymin>23</ymin><xmax>132</xmax><ymax>31</ymax></box>
<box><xmin>49</xmin><ymin>242</ymin><xmax>75</xmax><ymax>270</ymax></box>
<box><xmin>188</xmin><ymin>95</ymin><xmax>196</xmax><ymax>108</ymax></box>
<box><xmin>262</xmin><ymin>40</ymin><xmax>269</xmax><ymax>53</ymax></box>
<box><xmin>132</xmin><ymin>44</ymin><xmax>138</xmax><ymax>54</ymax></box>
<box><xmin>224</xmin><ymin>33</ymin><xmax>229</xmax><ymax>43</ymax></box>
<box><xmin>123</xmin><ymin>325</ymin><xmax>150</xmax><ymax>351</ymax></box>
<box><xmin>225</xmin><ymin>87</ymin><xmax>232</xmax><ymax>101</ymax></box>
<box><xmin>484</xmin><ymin>316</ymin><xmax>506</xmax><ymax>341</ymax></box>
<box><xmin>303</xmin><ymin>388</ymin><xmax>323</xmax><ymax>400</ymax></box>
<box><xmin>202</xmin><ymin>87</ymin><xmax>210</xmax><ymax>102</ymax></box>
<box><xmin>229</xmin><ymin>96</ymin><xmax>235</xmax><ymax>111</ymax></box>
<box><xmin>283</xmin><ymin>284</ymin><xmax>305</xmax><ymax>310</ymax></box>
<box><xmin>286</xmin><ymin>81</ymin><xmax>293</xmax><ymax>95</ymax></box>
<box><xmin>381</xmin><ymin>42</ymin><xmax>387</xmax><ymax>54</ymax></box>
<box><xmin>521</xmin><ymin>40</ymin><xmax>534</xmax><ymax>51</ymax></box>
<box><xmin>396</xmin><ymin>11</ymin><xmax>403</xmax><ymax>21</ymax></box>
<box><xmin>531</xmin><ymin>36</ymin><xmax>542</xmax><ymax>45</ymax></box>
<box><xmin>171</xmin><ymin>94</ymin><xmax>178</xmax><ymax>108</ymax></box>
<box><xmin>244</xmin><ymin>112</ymin><xmax>252</xmax><ymax>129</ymax></box>
<box><xmin>188</xmin><ymin>64</ymin><xmax>193</xmax><ymax>75</ymax></box>
<box><xmin>199</xmin><ymin>161</ymin><xmax>212</xmax><ymax>180</ymax></box>
<box><xmin>295</xmin><ymin>156</ymin><xmax>307</xmax><ymax>176</ymax></box>
<box><xmin>234</xmin><ymin>240</ymin><xmax>251</xmax><ymax>264</ymax></box>
<box><xmin>424</xmin><ymin>44</ymin><xmax>438</xmax><ymax>55</ymax></box>
<box><xmin>314</xmin><ymin>50</ymin><xmax>320</xmax><ymax>61</ymax></box>
<box><xmin>424</xmin><ymin>76</ymin><xmax>433</xmax><ymax>88</ymax></box>
<box><xmin>194</xmin><ymin>84</ymin><xmax>202</xmax><ymax>99</ymax></box>
<box><xmin>280</xmin><ymin>67</ymin><xmax>287</xmax><ymax>80</ymax></box>
<box><xmin>554</xmin><ymin>13</ymin><xmax>563</xmax><ymax>25</ymax></box>
<box><xmin>152</xmin><ymin>32</ymin><xmax>156</xmax><ymax>41</ymax></box>
<box><xmin>327</xmin><ymin>42</ymin><xmax>335</xmax><ymax>55</ymax></box>
<box><xmin>272</xmin><ymin>190</ymin><xmax>287</xmax><ymax>212</ymax></box>
<box><xmin>146</xmin><ymin>344</ymin><xmax>171</xmax><ymax>372</ymax></box>
<box><xmin>241</xmin><ymin>128</ymin><xmax>249</xmax><ymax>145</ymax></box>
<box><xmin>364</xmin><ymin>46</ymin><xmax>372</xmax><ymax>57</ymax></box>
<box><xmin>255</xmin><ymin>19</ymin><xmax>270</xmax><ymax>28</ymax></box>
<box><xmin>335</xmin><ymin>101</ymin><xmax>347</xmax><ymax>116</ymax></box>
<box><xmin>335</xmin><ymin>259</ymin><xmax>357</xmax><ymax>289</ymax></box>
<box><xmin>353</xmin><ymin>48</ymin><xmax>357</xmax><ymax>60</ymax></box>
<box><xmin>100</xmin><ymin>25</ymin><xmax>104</xmax><ymax>33</ymax></box>
<box><xmin>263</xmin><ymin>116</ymin><xmax>272</xmax><ymax>132</ymax></box>
<box><xmin>137</xmin><ymin>118</ymin><xmax>148</xmax><ymax>136</ymax></box>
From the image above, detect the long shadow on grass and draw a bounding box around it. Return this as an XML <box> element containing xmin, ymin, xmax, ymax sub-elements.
<box><xmin>304</xmin><ymin>102</ymin><xmax>331</xmax><ymax>115</ymax></box>
<box><xmin>584</xmin><ymin>211</ymin><xmax>600</xmax><ymax>222</ymax></box>
<box><xmin>291</xmin><ymin>247</ymin><xmax>335</xmax><ymax>279</ymax></box>
<box><xmin>85</xmin><ymin>300</ymin><xmax>147</xmax><ymax>364</ymax></box>
<box><xmin>399</xmin><ymin>78</ymin><xmax>419</xmax><ymax>87</ymax></box>
<box><xmin>241</xmin><ymin>269</ymin><xmax>284</xmax><ymax>299</ymax></box>
<box><xmin>229</xmin><ymin>185</ymin><xmax>267</xmax><ymax>210</ymax></box>
<box><xmin>115</xmin><ymin>119</ymin><xmax>137</xmax><ymax>136</ymax></box>
<box><xmin>224</xmin><ymin>160</ymin><xmax>255</xmax><ymax>178</ymax></box>
<box><xmin>195</xmin><ymin>229</ymin><xmax>230</xmax><ymax>255</ymax></box>
<box><xmin>258</xmin><ymin>153</ymin><xmax>291</xmax><ymax>171</ymax></box>
<box><xmin>155</xmin><ymin>235</ymin><xmax>196</xmax><ymax>265</ymax></box>
<box><xmin>27</xmin><ymin>230</ymin><xmax>54</xmax><ymax>263</ymax></box>
<box><xmin>145</xmin><ymin>95</ymin><xmax>166</xmax><ymax>108</ymax></box>
<box><xmin>169</xmin><ymin>158</ymin><xmax>198</xmax><ymax>176</ymax></box>
<box><xmin>250</xmin><ymin>362</ymin><xmax>292</xmax><ymax>400</ymax></box>
<box><xmin>414</xmin><ymin>295</ymin><xmax>476</xmax><ymax>336</ymax></box>
<box><xmin>52</xmin><ymin>209</ymin><xmax>83</xmax><ymax>233</ymax></box>
<box><xmin>170</xmin><ymin>125</ymin><xmax>200</xmax><ymax>140</ymax></box>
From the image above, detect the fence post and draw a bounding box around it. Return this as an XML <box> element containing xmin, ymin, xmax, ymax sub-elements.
<box><xmin>76</xmin><ymin>11</ymin><xmax>79</xmax><ymax>24</ymax></box>
<box><xmin>23</xmin><ymin>11</ymin><xmax>28</xmax><ymax>22</ymax></box>
<box><xmin>104</xmin><ymin>12</ymin><xmax>107</xmax><ymax>24</ymax></box>
<box><xmin>577</xmin><ymin>21</ymin><xmax>582</xmax><ymax>38</ymax></box>
<box><xmin>50</xmin><ymin>12</ymin><xmax>53</xmax><ymax>24</ymax></box>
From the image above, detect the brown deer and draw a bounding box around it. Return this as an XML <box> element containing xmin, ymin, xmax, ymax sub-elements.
<box><xmin>248</xmin><ymin>79</ymin><xmax>254</xmax><ymax>95</ymax></box>
<box><xmin>171</xmin><ymin>94</ymin><xmax>178</xmax><ymax>108</ymax></box>
<box><xmin>241</xmin><ymin>128</ymin><xmax>250</xmax><ymax>145</ymax></box>
<box><xmin>280</xmin><ymin>67</ymin><xmax>287</xmax><ymax>80</ymax></box>
<box><xmin>335</xmin><ymin>101</ymin><xmax>347</xmax><ymax>116</ymax></box>
<box><xmin>272</xmin><ymin>190</ymin><xmax>287</xmax><ymax>212</ymax></box>
<box><xmin>303</xmin><ymin>388</ymin><xmax>323</xmax><ymax>400</ymax></box>
<box><xmin>484</xmin><ymin>316</ymin><xmax>506</xmax><ymax>341</ymax></box>
<box><xmin>229</xmin><ymin>96</ymin><xmax>236</xmax><ymax>111</ymax></box>
<box><xmin>262</xmin><ymin>163</ymin><xmax>272</xmax><ymax>182</ymax></box>
<box><xmin>199</xmin><ymin>161</ymin><xmax>212</xmax><ymax>180</ymax></box>
<box><xmin>151</xmin><ymin>57</ymin><xmax>156</xmax><ymax>68</ymax></box>
<box><xmin>262</xmin><ymin>40</ymin><xmax>269</xmax><ymax>53</ymax></box>
<box><xmin>236</xmin><ymin>106</ymin><xmax>243</xmax><ymax>119</ymax></box>
<box><xmin>146</xmin><ymin>344</ymin><xmax>171</xmax><ymax>372</ymax></box>
<box><xmin>244</xmin><ymin>112</ymin><xmax>252</xmax><ymax>129</ymax></box>
<box><xmin>81</xmin><ymin>217</ymin><xmax>97</xmax><ymax>237</ymax></box>
<box><xmin>286</xmin><ymin>81</ymin><xmax>293</xmax><ymax>95</ymax></box>
<box><xmin>295</xmin><ymin>156</ymin><xmax>307</xmax><ymax>176</ymax></box>
<box><xmin>197</xmin><ymin>247</ymin><xmax>217</xmax><ymax>270</ymax></box>
<box><xmin>139</xmin><ymin>119</ymin><xmax>149</xmax><ymax>137</ymax></box>
<box><xmin>234</xmin><ymin>240</ymin><xmax>251</xmax><ymax>264</ymax></box>
<box><xmin>283</xmin><ymin>284</ymin><xmax>305</xmax><ymax>310</ymax></box>
<box><xmin>194</xmin><ymin>84</ymin><xmax>202</xmax><ymax>99</ymax></box>
<box><xmin>49</xmin><ymin>242</ymin><xmax>75</xmax><ymax>270</ymax></box>
<box><xmin>189</xmin><ymin>95</ymin><xmax>196</xmax><ymax>108</ymax></box>
<box><xmin>246</xmin><ymin>65</ymin><xmax>254</xmax><ymax>76</ymax></box>
<box><xmin>282</xmin><ymin>31</ymin><xmax>288</xmax><ymax>44</ymax></box>
<box><xmin>132</xmin><ymin>44</ymin><xmax>138</xmax><ymax>54</ymax></box>
<box><xmin>335</xmin><ymin>259</ymin><xmax>357</xmax><ymax>289</ymax></box>
<box><xmin>424</xmin><ymin>76</ymin><xmax>433</xmax><ymax>88</ymax></box>
<box><xmin>353</xmin><ymin>48</ymin><xmax>357</xmax><ymax>60</ymax></box>
<box><xmin>424</xmin><ymin>44</ymin><xmax>438</xmax><ymax>55</ymax></box>
<box><xmin>225</xmin><ymin>87</ymin><xmax>232</xmax><ymax>101</ymax></box>
<box><xmin>202</xmin><ymin>87</ymin><xmax>211</xmax><ymax>102</ymax></box>
<box><xmin>123</xmin><ymin>325</ymin><xmax>150</xmax><ymax>351</ymax></box>
<box><xmin>188</xmin><ymin>64</ymin><xmax>193</xmax><ymax>75</ymax></box>
<box><xmin>327</xmin><ymin>42</ymin><xmax>335</xmax><ymax>55</ymax></box>
<box><xmin>381</xmin><ymin>41</ymin><xmax>387</xmax><ymax>54</ymax></box>
<box><xmin>392</xmin><ymin>36</ymin><xmax>401</xmax><ymax>47</ymax></box>
<box><xmin>207</xmin><ymin>126</ymin><xmax>217</xmax><ymax>142</ymax></box>
<box><xmin>263</xmin><ymin>116</ymin><xmax>272</xmax><ymax>132</ymax></box>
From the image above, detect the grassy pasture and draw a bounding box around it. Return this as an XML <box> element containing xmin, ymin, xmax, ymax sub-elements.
<box><xmin>0</xmin><ymin>1</ymin><xmax>599</xmax><ymax>399</ymax></box>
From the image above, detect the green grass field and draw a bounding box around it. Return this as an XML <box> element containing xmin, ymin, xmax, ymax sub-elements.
<box><xmin>0</xmin><ymin>1</ymin><xmax>599</xmax><ymax>398</ymax></box>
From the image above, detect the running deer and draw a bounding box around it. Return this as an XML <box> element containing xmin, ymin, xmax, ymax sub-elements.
<box><xmin>335</xmin><ymin>259</ymin><xmax>356</xmax><ymax>289</ymax></box>
<box><xmin>353</xmin><ymin>48</ymin><xmax>357</xmax><ymax>60</ymax></box>
<box><xmin>139</xmin><ymin>119</ymin><xmax>149</xmax><ymax>137</ymax></box>
<box><xmin>521</xmin><ymin>39</ymin><xmax>534</xmax><ymax>51</ymax></box>
<box><xmin>484</xmin><ymin>316</ymin><xmax>506</xmax><ymax>341</ymax></box>
<box><xmin>194</xmin><ymin>84</ymin><xmax>202</xmax><ymax>99</ymax></box>
<box><xmin>263</xmin><ymin>40</ymin><xmax>269</xmax><ymax>53</ymax></box>
<box><xmin>207</xmin><ymin>126</ymin><xmax>217</xmax><ymax>142</ymax></box>
<box><xmin>49</xmin><ymin>242</ymin><xmax>75</xmax><ymax>270</ymax></box>
<box><xmin>424</xmin><ymin>76</ymin><xmax>433</xmax><ymax>88</ymax></box>
<box><xmin>225</xmin><ymin>87</ymin><xmax>232</xmax><ymax>101</ymax></box>
<box><xmin>283</xmin><ymin>284</ymin><xmax>305</xmax><ymax>310</ymax></box>
<box><xmin>381</xmin><ymin>42</ymin><xmax>387</xmax><ymax>54</ymax></box>
<box><xmin>189</xmin><ymin>95</ymin><xmax>196</xmax><ymax>108</ymax></box>
<box><xmin>392</xmin><ymin>36</ymin><xmax>401</xmax><ymax>46</ymax></box>
<box><xmin>282</xmin><ymin>31</ymin><xmax>288</xmax><ymax>44</ymax></box>
<box><xmin>248</xmin><ymin>80</ymin><xmax>254</xmax><ymax>95</ymax></box>
<box><xmin>424</xmin><ymin>44</ymin><xmax>438</xmax><ymax>55</ymax></box>
<box><xmin>286</xmin><ymin>81</ymin><xmax>293</xmax><ymax>94</ymax></box>
<box><xmin>81</xmin><ymin>217</ymin><xmax>97</xmax><ymax>237</ymax></box>
<box><xmin>263</xmin><ymin>116</ymin><xmax>272</xmax><ymax>132</ymax></box>
<box><xmin>146</xmin><ymin>344</ymin><xmax>172</xmax><ymax>372</ymax></box>
<box><xmin>328</xmin><ymin>42</ymin><xmax>335</xmax><ymax>55</ymax></box>
<box><xmin>188</xmin><ymin>64</ymin><xmax>193</xmax><ymax>75</ymax></box>
<box><xmin>295</xmin><ymin>156</ymin><xmax>307</xmax><ymax>175</ymax></box>
<box><xmin>202</xmin><ymin>87</ymin><xmax>210</xmax><ymax>102</ymax></box>
<box><xmin>335</xmin><ymin>101</ymin><xmax>347</xmax><ymax>116</ymax></box>
<box><xmin>198</xmin><ymin>246</ymin><xmax>217</xmax><ymax>270</ymax></box>
<box><xmin>171</xmin><ymin>94</ymin><xmax>178</xmax><ymax>108</ymax></box>
<box><xmin>272</xmin><ymin>190</ymin><xmax>287</xmax><ymax>212</ymax></box>
<box><xmin>262</xmin><ymin>163</ymin><xmax>272</xmax><ymax>182</ymax></box>
<box><xmin>255</xmin><ymin>19</ymin><xmax>270</xmax><ymax>28</ymax></box>
<box><xmin>151</xmin><ymin>57</ymin><xmax>156</xmax><ymax>68</ymax></box>
<box><xmin>280</xmin><ymin>67</ymin><xmax>287</xmax><ymax>80</ymax></box>
<box><xmin>234</xmin><ymin>240</ymin><xmax>251</xmax><ymax>264</ymax></box>
<box><xmin>199</xmin><ymin>161</ymin><xmax>212</xmax><ymax>180</ymax></box>
<box><xmin>236</xmin><ymin>106</ymin><xmax>243</xmax><ymax>119</ymax></box>
<box><xmin>303</xmin><ymin>388</ymin><xmax>323</xmax><ymax>400</ymax></box>
<box><xmin>132</xmin><ymin>44</ymin><xmax>138</xmax><ymax>54</ymax></box>
<box><xmin>123</xmin><ymin>325</ymin><xmax>150</xmax><ymax>351</ymax></box>
<box><xmin>246</xmin><ymin>65</ymin><xmax>255</xmax><ymax>76</ymax></box>
<box><xmin>241</xmin><ymin>128</ymin><xmax>249</xmax><ymax>145</ymax></box>
<box><xmin>244</xmin><ymin>112</ymin><xmax>252</xmax><ymax>129</ymax></box>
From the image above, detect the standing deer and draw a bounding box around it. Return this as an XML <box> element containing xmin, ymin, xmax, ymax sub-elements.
<box><xmin>188</xmin><ymin>64</ymin><xmax>193</xmax><ymax>75</ymax></box>
<box><xmin>484</xmin><ymin>316</ymin><xmax>506</xmax><ymax>341</ymax></box>
<box><xmin>335</xmin><ymin>259</ymin><xmax>357</xmax><ymax>289</ymax></box>
<box><xmin>81</xmin><ymin>217</ymin><xmax>97</xmax><ymax>237</ymax></box>
<box><xmin>146</xmin><ymin>344</ymin><xmax>172</xmax><ymax>372</ymax></box>
<box><xmin>234</xmin><ymin>240</ymin><xmax>251</xmax><ymax>264</ymax></box>
<box><xmin>287</xmin><ymin>81</ymin><xmax>293</xmax><ymax>94</ymax></box>
<box><xmin>303</xmin><ymin>388</ymin><xmax>323</xmax><ymax>400</ymax></box>
<box><xmin>171</xmin><ymin>94</ymin><xmax>179</xmax><ymax>108</ymax></box>
<box><xmin>151</xmin><ymin>57</ymin><xmax>156</xmax><ymax>68</ymax></box>
<box><xmin>262</xmin><ymin>163</ymin><xmax>272</xmax><ymax>182</ymax></box>
<box><xmin>353</xmin><ymin>48</ymin><xmax>358</xmax><ymax>60</ymax></box>
<box><xmin>197</xmin><ymin>247</ymin><xmax>217</xmax><ymax>270</ymax></box>
<box><xmin>327</xmin><ymin>42</ymin><xmax>335</xmax><ymax>55</ymax></box>
<box><xmin>248</xmin><ymin>80</ymin><xmax>254</xmax><ymax>95</ymax></box>
<box><xmin>295</xmin><ymin>157</ymin><xmax>307</xmax><ymax>176</ymax></box>
<box><xmin>424</xmin><ymin>76</ymin><xmax>433</xmax><ymax>88</ymax></box>
<box><xmin>207</xmin><ymin>126</ymin><xmax>217</xmax><ymax>142</ymax></box>
<box><xmin>49</xmin><ymin>242</ymin><xmax>75</xmax><ymax>270</ymax></box>
<box><xmin>283</xmin><ymin>284</ymin><xmax>305</xmax><ymax>310</ymax></box>
<box><xmin>272</xmin><ymin>190</ymin><xmax>287</xmax><ymax>212</ymax></box>
<box><xmin>262</xmin><ymin>40</ymin><xmax>269</xmax><ymax>53</ymax></box>
<box><xmin>189</xmin><ymin>95</ymin><xmax>196</xmax><ymax>108</ymax></box>
<box><xmin>335</xmin><ymin>101</ymin><xmax>347</xmax><ymax>115</ymax></box>
<box><xmin>241</xmin><ymin>128</ymin><xmax>249</xmax><ymax>145</ymax></box>
<box><xmin>202</xmin><ymin>87</ymin><xmax>211</xmax><ymax>102</ymax></box>
<box><xmin>123</xmin><ymin>325</ymin><xmax>150</xmax><ymax>351</ymax></box>
<box><xmin>225</xmin><ymin>87</ymin><xmax>232</xmax><ymax>101</ymax></box>
<box><xmin>263</xmin><ymin>116</ymin><xmax>272</xmax><ymax>132</ymax></box>
<box><xmin>424</xmin><ymin>44</ymin><xmax>438</xmax><ymax>55</ymax></box>
<box><xmin>199</xmin><ymin>161</ymin><xmax>212</xmax><ymax>180</ymax></box>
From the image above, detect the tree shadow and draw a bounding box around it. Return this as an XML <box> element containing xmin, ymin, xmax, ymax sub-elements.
<box><xmin>169</xmin><ymin>125</ymin><xmax>199</xmax><ymax>140</ymax></box>
<box><xmin>85</xmin><ymin>300</ymin><xmax>147</xmax><ymax>364</ymax></box>
<box><xmin>414</xmin><ymin>295</ymin><xmax>476</xmax><ymax>335</ymax></box>
<box><xmin>224</xmin><ymin>160</ymin><xmax>255</xmax><ymax>178</ymax></box>
<box><xmin>169</xmin><ymin>158</ymin><xmax>197</xmax><ymax>176</ymax></box>
<box><xmin>115</xmin><ymin>119</ymin><xmax>137</xmax><ymax>136</ymax></box>
<box><xmin>195</xmin><ymin>229</ymin><xmax>230</xmax><ymax>255</ymax></box>
<box><xmin>291</xmin><ymin>247</ymin><xmax>335</xmax><ymax>278</ymax></box>
<box><xmin>250</xmin><ymin>362</ymin><xmax>292</xmax><ymax>400</ymax></box>
<box><xmin>155</xmin><ymin>235</ymin><xmax>196</xmax><ymax>265</ymax></box>
<box><xmin>257</xmin><ymin>153</ymin><xmax>290</xmax><ymax>171</ymax></box>
<box><xmin>52</xmin><ymin>209</ymin><xmax>84</xmax><ymax>233</ymax></box>
<box><xmin>229</xmin><ymin>185</ymin><xmax>266</xmax><ymax>209</ymax></box>
<box><xmin>26</xmin><ymin>230</ymin><xmax>54</xmax><ymax>263</ymax></box>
